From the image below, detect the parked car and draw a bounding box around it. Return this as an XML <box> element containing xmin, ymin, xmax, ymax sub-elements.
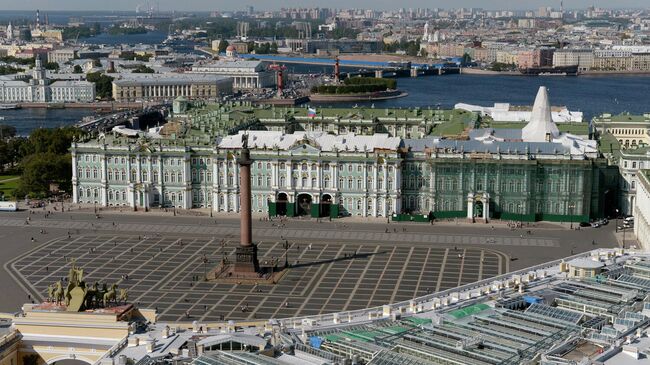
<box><xmin>579</xmin><ymin>222</ymin><xmax>591</xmax><ymax>228</ymax></box>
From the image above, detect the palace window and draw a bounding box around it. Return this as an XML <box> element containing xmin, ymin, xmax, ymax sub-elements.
<box><xmin>311</xmin><ymin>178</ymin><xmax>316</xmax><ymax>188</ymax></box>
<box><xmin>324</xmin><ymin>177</ymin><xmax>330</xmax><ymax>188</ymax></box>
<box><xmin>108</xmin><ymin>170</ymin><xmax>113</xmax><ymax>180</ymax></box>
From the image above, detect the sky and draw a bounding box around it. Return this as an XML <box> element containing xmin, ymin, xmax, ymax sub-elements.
<box><xmin>1</xmin><ymin>0</ymin><xmax>648</xmax><ymax>11</ymax></box>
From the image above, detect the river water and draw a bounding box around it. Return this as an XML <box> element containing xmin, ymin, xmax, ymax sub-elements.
<box><xmin>2</xmin><ymin>73</ymin><xmax>649</xmax><ymax>135</ymax></box>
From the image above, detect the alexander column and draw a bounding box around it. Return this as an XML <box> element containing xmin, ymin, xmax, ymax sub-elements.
<box><xmin>234</xmin><ymin>134</ymin><xmax>260</xmax><ymax>273</ymax></box>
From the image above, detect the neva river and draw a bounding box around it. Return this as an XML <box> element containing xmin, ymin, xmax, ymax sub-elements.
<box><xmin>2</xmin><ymin>74</ymin><xmax>649</xmax><ymax>135</ymax></box>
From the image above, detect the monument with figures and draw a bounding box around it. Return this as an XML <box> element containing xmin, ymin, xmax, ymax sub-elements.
<box><xmin>46</xmin><ymin>260</ymin><xmax>128</xmax><ymax>311</ymax></box>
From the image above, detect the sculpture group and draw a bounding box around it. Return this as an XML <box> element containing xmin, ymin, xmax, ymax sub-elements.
<box><xmin>46</xmin><ymin>260</ymin><xmax>128</xmax><ymax>311</ymax></box>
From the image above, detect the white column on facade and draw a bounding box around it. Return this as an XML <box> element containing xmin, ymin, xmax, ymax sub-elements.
<box><xmin>71</xmin><ymin>150</ymin><xmax>78</xmax><ymax>203</ymax></box>
<box><xmin>271</xmin><ymin>162</ymin><xmax>278</xmax><ymax>189</ymax></box>
<box><xmin>467</xmin><ymin>193</ymin><xmax>475</xmax><ymax>219</ymax></box>
<box><xmin>317</xmin><ymin>163</ymin><xmax>322</xmax><ymax>191</ymax></box>
<box><xmin>100</xmin><ymin>154</ymin><xmax>108</xmax><ymax>206</ymax></box>
<box><xmin>286</xmin><ymin>162</ymin><xmax>292</xmax><ymax>189</ymax></box>
<box><xmin>333</xmin><ymin>164</ymin><xmax>338</xmax><ymax>192</ymax></box>
<box><xmin>212</xmin><ymin>157</ymin><xmax>219</xmax><ymax>211</ymax></box>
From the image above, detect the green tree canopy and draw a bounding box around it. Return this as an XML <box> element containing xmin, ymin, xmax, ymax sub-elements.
<box><xmin>86</xmin><ymin>72</ymin><xmax>114</xmax><ymax>99</ymax></box>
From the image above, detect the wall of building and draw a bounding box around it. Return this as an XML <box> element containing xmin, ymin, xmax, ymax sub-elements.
<box><xmin>72</xmin><ymin>143</ymin><xmax>609</xmax><ymax>221</ymax></box>
<box><xmin>634</xmin><ymin>171</ymin><xmax>650</xmax><ymax>251</ymax></box>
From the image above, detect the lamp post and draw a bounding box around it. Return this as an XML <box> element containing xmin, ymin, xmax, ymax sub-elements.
<box><xmin>615</xmin><ymin>208</ymin><xmax>619</xmax><ymax>233</ymax></box>
<box><xmin>569</xmin><ymin>203</ymin><xmax>575</xmax><ymax>230</ymax></box>
<box><xmin>517</xmin><ymin>203</ymin><xmax>522</xmax><ymax>228</ymax></box>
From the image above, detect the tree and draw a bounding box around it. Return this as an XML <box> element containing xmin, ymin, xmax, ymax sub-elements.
<box><xmin>218</xmin><ymin>40</ymin><xmax>229</xmax><ymax>53</ymax></box>
<box><xmin>462</xmin><ymin>53</ymin><xmax>472</xmax><ymax>65</ymax></box>
<box><xmin>44</xmin><ymin>61</ymin><xmax>59</xmax><ymax>70</ymax></box>
<box><xmin>73</xmin><ymin>65</ymin><xmax>83</xmax><ymax>73</ymax></box>
<box><xmin>132</xmin><ymin>65</ymin><xmax>155</xmax><ymax>73</ymax></box>
<box><xmin>16</xmin><ymin>153</ymin><xmax>72</xmax><ymax>198</ymax></box>
<box><xmin>86</xmin><ymin>72</ymin><xmax>114</xmax><ymax>99</ymax></box>
<box><xmin>0</xmin><ymin>125</ymin><xmax>17</xmax><ymax>139</ymax></box>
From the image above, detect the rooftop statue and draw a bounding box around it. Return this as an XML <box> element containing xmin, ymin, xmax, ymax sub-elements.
<box><xmin>45</xmin><ymin>261</ymin><xmax>127</xmax><ymax>312</ymax></box>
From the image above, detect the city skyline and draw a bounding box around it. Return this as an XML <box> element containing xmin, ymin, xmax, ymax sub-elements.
<box><xmin>2</xmin><ymin>0</ymin><xmax>649</xmax><ymax>11</ymax></box>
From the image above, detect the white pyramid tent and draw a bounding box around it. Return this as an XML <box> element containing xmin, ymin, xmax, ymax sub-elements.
<box><xmin>521</xmin><ymin>86</ymin><xmax>560</xmax><ymax>142</ymax></box>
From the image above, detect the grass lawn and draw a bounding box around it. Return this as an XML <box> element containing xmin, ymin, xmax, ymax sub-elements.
<box><xmin>0</xmin><ymin>175</ymin><xmax>20</xmax><ymax>200</ymax></box>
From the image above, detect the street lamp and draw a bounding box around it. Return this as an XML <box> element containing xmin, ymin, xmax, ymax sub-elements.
<box><xmin>615</xmin><ymin>208</ymin><xmax>619</xmax><ymax>233</ymax></box>
<box><xmin>569</xmin><ymin>203</ymin><xmax>575</xmax><ymax>230</ymax></box>
<box><xmin>517</xmin><ymin>203</ymin><xmax>522</xmax><ymax>228</ymax></box>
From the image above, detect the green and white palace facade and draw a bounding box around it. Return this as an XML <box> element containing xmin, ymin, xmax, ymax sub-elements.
<box><xmin>71</xmin><ymin>87</ymin><xmax>617</xmax><ymax>222</ymax></box>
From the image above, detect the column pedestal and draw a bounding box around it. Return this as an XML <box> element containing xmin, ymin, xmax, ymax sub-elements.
<box><xmin>234</xmin><ymin>245</ymin><xmax>260</xmax><ymax>273</ymax></box>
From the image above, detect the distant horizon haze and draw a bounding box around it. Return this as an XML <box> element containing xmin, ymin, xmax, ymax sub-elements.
<box><xmin>1</xmin><ymin>1</ymin><xmax>648</xmax><ymax>12</ymax></box>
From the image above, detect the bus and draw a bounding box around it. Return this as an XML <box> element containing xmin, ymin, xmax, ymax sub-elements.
<box><xmin>0</xmin><ymin>201</ymin><xmax>17</xmax><ymax>212</ymax></box>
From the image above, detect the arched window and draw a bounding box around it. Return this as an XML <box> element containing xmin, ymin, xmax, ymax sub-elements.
<box><xmin>130</xmin><ymin>170</ymin><xmax>137</xmax><ymax>181</ymax></box>
<box><xmin>192</xmin><ymin>169</ymin><xmax>197</xmax><ymax>182</ymax></box>
<box><xmin>171</xmin><ymin>173</ymin><xmax>176</xmax><ymax>183</ymax></box>
<box><xmin>108</xmin><ymin>170</ymin><xmax>113</xmax><ymax>181</ymax></box>
<box><xmin>348</xmin><ymin>178</ymin><xmax>353</xmax><ymax>189</ymax></box>
<box><xmin>177</xmin><ymin>172</ymin><xmax>182</xmax><ymax>182</ymax></box>
<box><xmin>164</xmin><ymin>172</ymin><xmax>169</xmax><ymax>183</ymax></box>
<box><xmin>280</xmin><ymin>176</ymin><xmax>286</xmax><ymax>186</ymax></box>
<box><xmin>301</xmin><ymin>177</ymin><xmax>307</xmax><ymax>186</ymax></box>
<box><xmin>109</xmin><ymin>191</ymin><xmax>114</xmax><ymax>200</ymax></box>
<box><xmin>141</xmin><ymin>170</ymin><xmax>147</xmax><ymax>182</ymax></box>
<box><xmin>121</xmin><ymin>169</ymin><xmax>126</xmax><ymax>181</ymax></box>
<box><xmin>324</xmin><ymin>177</ymin><xmax>330</xmax><ymax>188</ymax></box>
<box><xmin>378</xmin><ymin>178</ymin><xmax>383</xmax><ymax>190</ymax></box>
<box><xmin>311</xmin><ymin>178</ymin><xmax>316</xmax><ymax>188</ymax></box>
